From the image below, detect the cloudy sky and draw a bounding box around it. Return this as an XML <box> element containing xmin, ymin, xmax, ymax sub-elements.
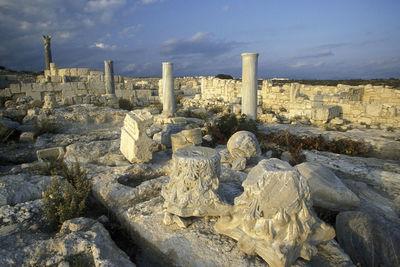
<box><xmin>0</xmin><ymin>0</ymin><xmax>399</xmax><ymax>79</ymax></box>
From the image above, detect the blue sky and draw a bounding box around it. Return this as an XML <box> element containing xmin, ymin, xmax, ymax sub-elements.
<box><xmin>0</xmin><ymin>0</ymin><xmax>399</xmax><ymax>79</ymax></box>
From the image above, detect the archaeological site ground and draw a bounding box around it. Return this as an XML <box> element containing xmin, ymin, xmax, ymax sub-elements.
<box><xmin>0</xmin><ymin>38</ymin><xmax>400</xmax><ymax>267</ymax></box>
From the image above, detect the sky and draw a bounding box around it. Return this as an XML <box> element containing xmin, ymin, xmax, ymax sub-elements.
<box><xmin>0</xmin><ymin>0</ymin><xmax>399</xmax><ymax>79</ymax></box>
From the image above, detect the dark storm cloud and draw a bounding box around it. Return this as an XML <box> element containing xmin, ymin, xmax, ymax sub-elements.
<box><xmin>161</xmin><ymin>32</ymin><xmax>242</xmax><ymax>57</ymax></box>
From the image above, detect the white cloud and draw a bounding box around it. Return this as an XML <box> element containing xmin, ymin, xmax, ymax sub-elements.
<box><xmin>84</xmin><ymin>0</ymin><xmax>126</xmax><ymax>13</ymax></box>
<box><xmin>291</xmin><ymin>62</ymin><xmax>307</xmax><ymax>68</ymax></box>
<box><xmin>120</xmin><ymin>24</ymin><xmax>142</xmax><ymax>37</ymax></box>
<box><xmin>91</xmin><ymin>42</ymin><xmax>117</xmax><ymax>50</ymax></box>
<box><xmin>123</xmin><ymin>63</ymin><xmax>136</xmax><ymax>71</ymax></box>
<box><xmin>161</xmin><ymin>32</ymin><xmax>241</xmax><ymax>57</ymax></box>
<box><xmin>141</xmin><ymin>0</ymin><xmax>162</xmax><ymax>4</ymax></box>
<box><xmin>290</xmin><ymin>61</ymin><xmax>325</xmax><ymax>68</ymax></box>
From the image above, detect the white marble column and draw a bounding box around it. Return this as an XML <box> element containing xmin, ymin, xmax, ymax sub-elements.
<box><xmin>241</xmin><ymin>53</ymin><xmax>259</xmax><ymax>120</ymax></box>
<box><xmin>162</xmin><ymin>62</ymin><xmax>175</xmax><ymax>117</ymax></box>
<box><xmin>104</xmin><ymin>60</ymin><xmax>115</xmax><ymax>95</ymax></box>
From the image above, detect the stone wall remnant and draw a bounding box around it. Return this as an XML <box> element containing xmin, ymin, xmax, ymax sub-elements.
<box><xmin>215</xmin><ymin>159</ymin><xmax>335</xmax><ymax>267</ymax></box>
<box><xmin>241</xmin><ymin>53</ymin><xmax>259</xmax><ymax>120</ymax></box>
<box><xmin>42</xmin><ymin>35</ymin><xmax>52</xmax><ymax>70</ymax></box>
<box><xmin>162</xmin><ymin>62</ymin><xmax>175</xmax><ymax>117</ymax></box>
<box><xmin>161</xmin><ymin>146</ymin><xmax>230</xmax><ymax>218</ymax></box>
<box><xmin>120</xmin><ymin>110</ymin><xmax>153</xmax><ymax>163</ymax></box>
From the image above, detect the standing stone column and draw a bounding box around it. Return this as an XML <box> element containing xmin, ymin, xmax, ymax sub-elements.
<box><xmin>42</xmin><ymin>35</ymin><xmax>52</xmax><ymax>70</ymax></box>
<box><xmin>162</xmin><ymin>62</ymin><xmax>175</xmax><ymax>117</ymax></box>
<box><xmin>104</xmin><ymin>60</ymin><xmax>115</xmax><ymax>95</ymax></box>
<box><xmin>241</xmin><ymin>53</ymin><xmax>259</xmax><ymax>120</ymax></box>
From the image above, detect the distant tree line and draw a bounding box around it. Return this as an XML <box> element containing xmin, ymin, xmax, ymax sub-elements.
<box><xmin>271</xmin><ymin>78</ymin><xmax>400</xmax><ymax>89</ymax></box>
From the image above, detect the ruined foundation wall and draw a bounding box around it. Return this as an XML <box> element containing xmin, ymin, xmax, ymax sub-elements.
<box><xmin>199</xmin><ymin>77</ymin><xmax>400</xmax><ymax>127</ymax></box>
<box><xmin>0</xmin><ymin>68</ymin><xmax>160</xmax><ymax>107</ymax></box>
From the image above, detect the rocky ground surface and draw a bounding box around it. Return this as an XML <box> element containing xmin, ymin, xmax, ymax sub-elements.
<box><xmin>0</xmin><ymin>103</ymin><xmax>399</xmax><ymax>266</ymax></box>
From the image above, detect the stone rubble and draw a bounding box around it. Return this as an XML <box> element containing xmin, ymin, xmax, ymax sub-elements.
<box><xmin>215</xmin><ymin>159</ymin><xmax>336</xmax><ymax>267</ymax></box>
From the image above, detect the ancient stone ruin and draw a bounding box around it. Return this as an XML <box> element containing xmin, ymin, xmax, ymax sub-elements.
<box><xmin>162</xmin><ymin>146</ymin><xmax>230</xmax><ymax>218</ymax></box>
<box><xmin>215</xmin><ymin>159</ymin><xmax>335</xmax><ymax>267</ymax></box>
<box><xmin>1</xmin><ymin>38</ymin><xmax>400</xmax><ymax>266</ymax></box>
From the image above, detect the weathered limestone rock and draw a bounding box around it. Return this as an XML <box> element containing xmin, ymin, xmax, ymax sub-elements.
<box><xmin>19</xmin><ymin>132</ymin><xmax>35</xmax><ymax>143</ymax></box>
<box><xmin>241</xmin><ymin>53</ymin><xmax>259</xmax><ymax>120</ymax></box>
<box><xmin>104</xmin><ymin>60</ymin><xmax>115</xmax><ymax>95</ymax></box>
<box><xmin>336</xmin><ymin>211</ymin><xmax>400</xmax><ymax>267</ymax></box>
<box><xmin>162</xmin><ymin>62</ymin><xmax>175</xmax><ymax>117</ymax></box>
<box><xmin>0</xmin><ymin>175</ymin><xmax>51</xmax><ymax>206</ymax></box>
<box><xmin>170</xmin><ymin>128</ymin><xmax>202</xmax><ymax>152</ymax></box>
<box><xmin>42</xmin><ymin>93</ymin><xmax>57</xmax><ymax>109</ymax></box>
<box><xmin>42</xmin><ymin>35</ymin><xmax>52</xmax><ymax>70</ymax></box>
<box><xmin>231</xmin><ymin>157</ymin><xmax>246</xmax><ymax>171</ymax></box>
<box><xmin>295</xmin><ymin>162</ymin><xmax>360</xmax><ymax>211</ymax></box>
<box><xmin>215</xmin><ymin>159</ymin><xmax>335</xmax><ymax>267</ymax></box>
<box><xmin>36</xmin><ymin>147</ymin><xmax>65</xmax><ymax>161</ymax></box>
<box><xmin>120</xmin><ymin>110</ymin><xmax>153</xmax><ymax>163</ymax></box>
<box><xmin>161</xmin><ymin>146</ymin><xmax>230</xmax><ymax>217</ymax></box>
<box><xmin>227</xmin><ymin>130</ymin><xmax>261</xmax><ymax>159</ymax></box>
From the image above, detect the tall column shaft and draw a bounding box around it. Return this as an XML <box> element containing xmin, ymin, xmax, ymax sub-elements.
<box><xmin>241</xmin><ymin>53</ymin><xmax>259</xmax><ymax>120</ymax></box>
<box><xmin>162</xmin><ymin>62</ymin><xmax>175</xmax><ymax>116</ymax></box>
<box><xmin>42</xmin><ymin>35</ymin><xmax>52</xmax><ymax>70</ymax></box>
<box><xmin>104</xmin><ymin>60</ymin><xmax>115</xmax><ymax>95</ymax></box>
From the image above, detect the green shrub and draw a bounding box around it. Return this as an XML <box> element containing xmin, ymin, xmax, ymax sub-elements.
<box><xmin>118</xmin><ymin>98</ymin><xmax>134</xmax><ymax>111</ymax></box>
<box><xmin>215</xmin><ymin>74</ymin><xmax>233</xmax><ymax>80</ymax></box>
<box><xmin>258</xmin><ymin>130</ymin><xmax>368</xmax><ymax>158</ymax></box>
<box><xmin>208</xmin><ymin>105</ymin><xmax>224</xmax><ymax>114</ymax></box>
<box><xmin>42</xmin><ymin>160</ymin><xmax>90</xmax><ymax>230</ymax></box>
<box><xmin>34</xmin><ymin>120</ymin><xmax>60</xmax><ymax>137</ymax></box>
<box><xmin>182</xmin><ymin>109</ymin><xmax>211</xmax><ymax>120</ymax></box>
<box><xmin>206</xmin><ymin>113</ymin><xmax>258</xmax><ymax>144</ymax></box>
<box><xmin>148</xmin><ymin>102</ymin><xmax>163</xmax><ymax>113</ymax></box>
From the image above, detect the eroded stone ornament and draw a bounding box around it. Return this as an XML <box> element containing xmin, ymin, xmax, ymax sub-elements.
<box><xmin>215</xmin><ymin>158</ymin><xmax>335</xmax><ymax>267</ymax></box>
<box><xmin>161</xmin><ymin>146</ymin><xmax>230</xmax><ymax>217</ymax></box>
<box><xmin>42</xmin><ymin>93</ymin><xmax>57</xmax><ymax>109</ymax></box>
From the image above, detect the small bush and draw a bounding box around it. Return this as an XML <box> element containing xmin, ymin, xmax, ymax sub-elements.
<box><xmin>148</xmin><ymin>102</ymin><xmax>163</xmax><ymax>113</ymax></box>
<box><xmin>206</xmin><ymin>113</ymin><xmax>258</xmax><ymax>144</ymax></box>
<box><xmin>258</xmin><ymin>130</ymin><xmax>368</xmax><ymax>158</ymax></box>
<box><xmin>42</xmin><ymin>160</ymin><xmax>90</xmax><ymax>230</ymax></box>
<box><xmin>183</xmin><ymin>109</ymin><xmax>211</xmax><ymax>120</ymax></box>
<box><xmin>118</xmin><ymin>98</ymin><xmax>134</xmax><ymax>111</ymax></box>
<box><xmin>208</xmin><ymin>105</ymin><xmax>224</xmax><ymax>114</ymax></box>
<box><xmin>34</xmin><ymin>120</ymin><xmax>60</xmax><ymax>137</ymax></box>
<box><xmin>215</xmin><ymin>74</ymin><xmax>233</xmax><ymax>80</ymax></box>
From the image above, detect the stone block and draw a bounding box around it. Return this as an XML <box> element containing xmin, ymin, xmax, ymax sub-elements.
<box><xmin>311</xmin><ymin>105</ymin><xmax>341</xmax><ymax>122</ymax></box>
<box><xmin>120</xmin><ymin>110</ymin><xmax>153</xmax><ymax>163</ymax></box>
<box><xmin>365</xmin><ymin>104</ymin><xmax>382</xmax><ymax>117</ymax></box>
<box><xmin>19</xmin><ymin>132</ymin><xmax>35</xmax><ymax>143</ymax></box>
<box><xmin>295</xmin><ymin>162</ymin><xmax>360</xmax><ymax>211</ymax></box>
<box><xmin>37</xmin><ymin>147</ymin><xmax>65</xmax><ymax>161</ymax></box>
<box><xmin>10</xmin><ymin>83</ymin><xmax>21</xmax><ymax>94</ymax></box>
<box><xmin>171</xmin><ymin>128</ymin><xmax>202</xmax><ymax>152</ymax></box>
